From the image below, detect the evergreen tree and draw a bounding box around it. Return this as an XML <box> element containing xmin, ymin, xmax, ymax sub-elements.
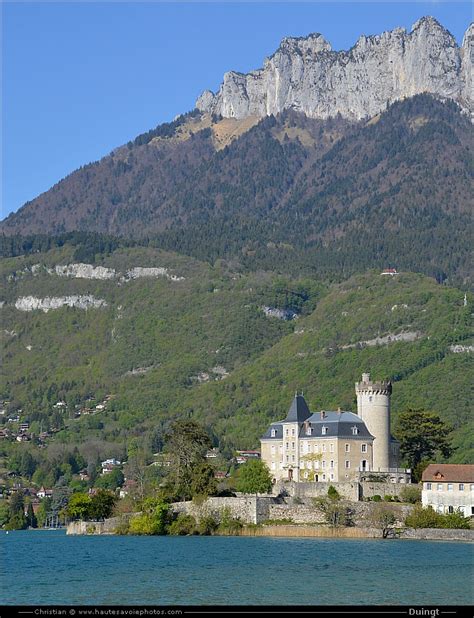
<box><xmin>394</xmin><ymin>408</ymin><xmax>454</xmax><ymax>474</ymax></box>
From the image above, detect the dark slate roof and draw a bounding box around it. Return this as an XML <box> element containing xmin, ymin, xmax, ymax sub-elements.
<box><xmin>261</xmin><ymin>409</ymin><xmax>374</xmax><ymax>441</ymax></box>
<box><xmin>261</xmin><ymin>423</ymin><xmax>284</xmax><ymax>440</ymax></box>
<box><xmin>300</xmin><ymin>411</ymin><xmax>374</xmax><ymax>439</ymax></box>
<box><xmin>283</xmin><ymin>394</ymin><xmax>311</xmax><ymax>423</ymax></box>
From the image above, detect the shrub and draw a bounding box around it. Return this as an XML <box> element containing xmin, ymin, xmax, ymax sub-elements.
<box><xmin>262</xmin><ymin>518</ymin><xmax>294</xmax><ymax>525</ymax></box>
<box><xmin>114</xmin><ymin>519</ymin><xmax>131</xmax><ymax>535</ymax></box>
<box><xmin>313</xmin><ymin>496</ymin><xmax>353</xmax><ymax>527</ymax></box>
<box><xmin>218</xmin><ymin>506</ymin><xmax>243</xmax><ymax>534</ymax></box>
<box><xmin>440</xmin><ymin>511</ymin><xmax>471</xmax><ymax>530</ymax></box>
<box><xmin>405</xmin><ymin>505</ymin><xmax>440</xmax><ymax>528</ymax></box>
<box><xmin>400</xmin><ymin>485</ymin><xmax>422</xmax><ymax>504</ymax></box>
<box><xmin>402</xmin><ymin>505</ymin><xmax>470</xmax><ymax>528</ymax></box>
<box><xmin>327</xmin><ymin>485</ymin><xmax>341</xmax><ymax>501</ymax></box>
<box><xmin>168</xmin><ymin>514</ymin><xmax>197</xmax><ymax>536</ymax></box>
<box><xmin>128</xmin><ymin>513</ymin><xmax>162</xmax><ymax>535</ymax></box>
<box><xmin>371</xmin><ymin>495</ymin><xmax>382</xmax><ymax>502</ymax></box>
<box><xmin>292</xmin><ymin>496</ymin><xmax>303</xmax><ymax>505</ymax></box>
<box><xmin>197</xmin><ymin>515</ymin><xmax>218</xmax><ymax>535</ymax></box>
<box><xmin>368</xmin><ymin>504</ymin><xmax>398</xmax><ymax>538</ymax></box>
<box><xmin>128</xmin><ymin>500</ymin><xmax>169</xmax><ymax>535</ymax></box>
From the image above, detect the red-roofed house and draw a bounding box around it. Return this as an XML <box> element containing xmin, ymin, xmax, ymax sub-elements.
<box><xmin>422</xmin><ymin>464</ymin><xmax>474</xmax><ymax>517</ymax></box>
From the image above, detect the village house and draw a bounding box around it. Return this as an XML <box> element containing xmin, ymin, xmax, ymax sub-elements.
<box><xmin>37</xmin><ymin>486</ymin><xmax>53</xmax><ymax>499</ymax></box>
<box><xmin>422</xmin><ymin>464</ymin><xmax>474</xmax><ymax>517</ymax></box>
<box><xmin>235</xmin><ymin>450</ymin><xmax>261</xmax><ymax>465</ymax></box>
<box><xmin>119</xmin><ymin>479</ymin><xmax>137</xmax><ymax>498</ymax></box>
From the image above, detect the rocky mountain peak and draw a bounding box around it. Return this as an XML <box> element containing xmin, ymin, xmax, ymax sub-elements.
<box><xmin>273</xmin><ymin>32</ymin><xmax>332</xmax><ymax>57</ymax></box>
<box><xmin>196</xmin><ymin>16</ymin><xmax>472</xmax><ymax>121</ymax></box>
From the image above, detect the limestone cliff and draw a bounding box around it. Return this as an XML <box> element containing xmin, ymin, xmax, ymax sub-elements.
<box><xmin>196</xmin><ymin>17</ymin><xmax>473</xmax><ymax>121</ymax></box>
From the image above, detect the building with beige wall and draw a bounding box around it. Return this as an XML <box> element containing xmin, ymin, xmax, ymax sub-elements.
<box><xmin>261</xmin><ymin>373</ymin><xmax>405</xmax><ymax>483</ymax></box>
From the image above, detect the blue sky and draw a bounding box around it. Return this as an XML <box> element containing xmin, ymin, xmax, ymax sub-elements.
<box><xmin>2</xmin><ymin>1</ymin><xmax>472</xmax><ymax>219</ymax></box>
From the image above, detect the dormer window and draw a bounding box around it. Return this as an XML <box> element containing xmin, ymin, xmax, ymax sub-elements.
<box><xmin>271</xmin><ymin>428</ymin><xmax>277</xmax><ymax>438</ymax></box>
<box><xmin>352</xmin><ymin>426</ymin><xmax>359</xmax><ymax>435</ymax></box>
<box><xmin>321</xmin><ymin>426</ymin><xmax>328</xmax><ymax>435</ymax></box>
<box><xmin>306</xmin><ymin>425</ymin><xmax>312</xmax><ymax>436</ymax></box>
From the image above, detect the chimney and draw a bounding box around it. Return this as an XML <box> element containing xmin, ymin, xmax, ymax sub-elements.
<box><xmin>362</xmin><ymin>372</ymin><xmax>370</xmax><ymax>383</ymax></box>
<box><xmin>320</xmin><ymin>410</ymin><xmax>326</xmax><ymax>419</ymax></box>
<box><xmin>337</xmin><ymin>407</ymin><xmax>341</xmax><ymax>414</ymax></box>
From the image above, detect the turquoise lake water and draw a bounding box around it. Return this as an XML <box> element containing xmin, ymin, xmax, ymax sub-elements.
<box><xmin>1</xmin><ymin>530</ymin><xmax>473</xmax><ymax>606</ymax></box>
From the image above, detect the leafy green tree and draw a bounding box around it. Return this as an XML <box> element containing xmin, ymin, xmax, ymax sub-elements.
<box><xmin>394</xmin><ymin>408</ymin><xmax>454</xmax><ymax>475</ymax></box>
<box><xmin>190</xmin><ymin>462</ymin><xmax>217</xmax><ymax>498</ymax></box>
<box><xmin>95</xmin><ymin>468</ymin><xmax>124</xmax><ymax>491</ymax></box>
<box><xmin>89</xmin><ymin>490</ymin><xmax>117</xmax><ymax>520</ymax></box>
<box><xmin>65</xmin><ymin>493</ymin><xmax>92</xmax><ymax>520</ymax></box>
<box><xmin>236</xmin><ymin>459</ymin><xmax>273</xmax><ymax>496</ymax></box>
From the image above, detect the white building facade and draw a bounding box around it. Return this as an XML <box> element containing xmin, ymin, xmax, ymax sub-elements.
<box><xmin>422</xmin><ymin>464</ymin><xmax>474</xmax><ymax>517</ymax></box>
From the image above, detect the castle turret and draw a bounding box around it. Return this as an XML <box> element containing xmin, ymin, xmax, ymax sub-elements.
<box><xmin>355</xmin><ymin>373</ymin><xmax>392</xmax><ymax>471</ymax></box>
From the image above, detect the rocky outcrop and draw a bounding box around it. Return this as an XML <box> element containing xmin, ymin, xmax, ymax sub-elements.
<box><xmin>122</xmin><ymin>267</ymin><xmax>184</xmax><ymax>282</ymax></box>
<box><xmin>262</xmin><ymin>306</ymin><xmax>298</xmax><ymax>320</ymax></box>
<box><xmin>20</xmin><ymin>263</ymin><xmax>185</xmax><ymax>282</ymax></box>
<box><xmin>53</xmin><ymin>263</ymin><xmax>116</xmax><ymax>280</ymax></box>
<box><xmin>14</xmin><ymin>295</ymin><xmax>107</xmax><ymax>312</ymax></box>
<box><xmin>197</xmin><ymin>17</ymin><xmax>473</xmax><ymax>121</ymax></box>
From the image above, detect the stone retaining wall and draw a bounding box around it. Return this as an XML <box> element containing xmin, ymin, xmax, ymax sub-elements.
<box><xmin>276</xmin><ymin>480</ymin><xmax>415</xmax><ymax>501</ymax></box>
<box><xmin>67</xmin><ymin>515</ymin><xmax>130</xmax><ymax>535</ymax></box>
<box><xmin>399</xmin><ymin>527</ymin><xmax>474</xmax><ymax>541</ymax></box>
<box><xmin>268</xmin><ymin>498</ymin><xmax>413</xmax><ymax>526</ymax></box>
<box><xmin>171</xmin><ymin>495</ymin><xmax>272</xmax><ymax>524</ymax></box>
<box><xmin>278</xmin><ymin>481</ymin><xmax>360</xmax><ymax>501</ymax></box>
<box><xmin>240</xmin><ymin>525</ymin><xmax>381</xmax><ymax>538</ymax></box>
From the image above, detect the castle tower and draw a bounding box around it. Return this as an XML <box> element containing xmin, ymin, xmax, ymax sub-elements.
<box><xmin>355</xmin><ymin>373</ymin><xmax>392</xmax><ymax>471</ymax></box>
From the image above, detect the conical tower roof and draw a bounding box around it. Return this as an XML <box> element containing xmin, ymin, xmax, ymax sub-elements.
<box><xmin>283</xmin><ymin>394</ymin><xmax>311</xmax><ymax>423</ymax></box>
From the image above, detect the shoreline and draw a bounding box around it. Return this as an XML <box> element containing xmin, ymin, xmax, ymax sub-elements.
<box><xmin>65</xmin><ymin>519</ymin><xmax>474</xmax><ymax>542</ymax></box>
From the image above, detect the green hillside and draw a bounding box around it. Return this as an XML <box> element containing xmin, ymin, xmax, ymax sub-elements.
<box><xmin>1</xmin><ymin>244</ymin><xmax>472</xmax><ymax>463</ymax></box>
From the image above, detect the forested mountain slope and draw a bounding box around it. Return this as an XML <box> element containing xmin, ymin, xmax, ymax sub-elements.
<box><xmin>2</xmin><ymin>96</ymin><xmax>473</xmax><ymax>286</ymax></box>
<box><xmin>1</xmin><ymin>243</ymin><xmax>472</xmax><ymax>462</ymax></box>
